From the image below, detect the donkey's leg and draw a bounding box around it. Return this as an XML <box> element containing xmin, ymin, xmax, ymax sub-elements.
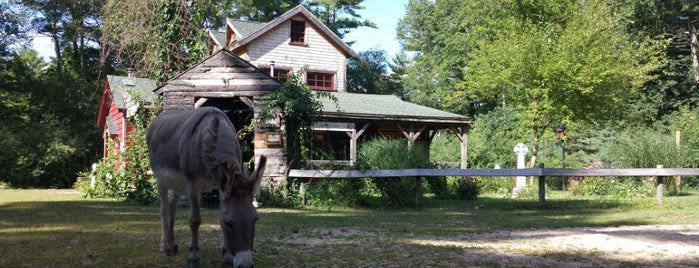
<box><xmin>167</xmin><ymin>189</ymin><xmax>179</xmax><ymax>254</ymax></box>
<box><xmin>158</xmin><ymin>186</ymin><xmax>178</xmax><ymax>255</ymax></box>
<box><xmin>188</xmin><ymin>189</ymin><xmax>202</xmax><ymax>263</ymax></box>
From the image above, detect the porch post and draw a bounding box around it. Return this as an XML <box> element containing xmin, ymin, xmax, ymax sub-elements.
<box><xmin>450</xmin><ymin>126</ymin><xmax>468</xmax><ymax>169</ymax></box>
<box><xmin>347</xmin><ymin>123</ymin><xmax>370</xmax><ymax>166</ymax></box>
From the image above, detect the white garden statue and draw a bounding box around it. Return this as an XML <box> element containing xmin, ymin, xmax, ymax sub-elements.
<box><xmin>512</xmin><ymin>143</ymin><xmax>528</xmax><ymax>197</ymax></box>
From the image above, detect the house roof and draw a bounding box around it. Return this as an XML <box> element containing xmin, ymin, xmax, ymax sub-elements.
<box><xmin>105</xmin><ymin>117</ymin><xmax>118</xmax><ymax>136</ymax></box>
<box><xmin>154</xmin><ymin>49</ymin><xmax>281</xmax><ymax>97</ymax></box>
<box><xmin>97</xmin><ymin>75</ymin><xmax>157</xmax><ymax>127</ymax></box>
<box><xmin>317</xmin><ymin>92</ymin><xmax>471</xmax><ymax>126</ymax></box>
<box><xmin>106</xmin><ymin>75</ymin><xmax>158</xmax><ymax>109</ymax></box>
<box><xmin>209</xmin><ymin>30</ymin><xmax>226</xmax><ymax>48</ymax></box>
<box><xmin>229</xmin><ymin>19</ymin><xmax>267</xmax><ymax>39</ymax></box>
<box><xmin>224</xmin><ymin>5</ymin><xmax>357</xmax><ymax>58</ymax></box>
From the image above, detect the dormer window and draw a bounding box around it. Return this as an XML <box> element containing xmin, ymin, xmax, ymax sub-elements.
<box><xmin>290</xmin><ymin>20</ymin><xmax>306</xmax><ymax>45</ymax></box>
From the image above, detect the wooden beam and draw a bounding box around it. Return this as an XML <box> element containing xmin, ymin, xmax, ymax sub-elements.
<box><xmin>239</xmin><ymin>96</ymin><xmax>254</xmax><ymax>109</ymax></box>
<box><xmin>194</xmin><ymin>97</ymin><xmax>208</xmax><ymax>108</ymax></box>
<box><xmin>397</xmin><ymin>125</ymin><xmax>426</xmax><ymax>148</ymax></box>
<box><xmin>449</xmin><ymin>126</ymin><xmax>468</xmax><ymax>169</ymax></box>
<box><xmin>345</xmin><ymin>123</ymin><xmax>370</xmax><ymax>166</ymax></box>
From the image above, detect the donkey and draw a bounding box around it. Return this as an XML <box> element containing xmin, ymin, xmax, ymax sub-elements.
<box><xmin>146</xmin><ymin>107</ymin><xmax>266</xmax><ymax>267</ymax></box>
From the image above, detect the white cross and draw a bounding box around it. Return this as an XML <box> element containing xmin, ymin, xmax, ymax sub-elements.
<box><xmin>514</xmin><ymin>143</ymin><xmax>529</xmax><ymax>156</ymax></box>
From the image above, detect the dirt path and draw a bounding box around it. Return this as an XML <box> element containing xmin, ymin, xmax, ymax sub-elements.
<box><xmin>278</xmin><ymin>224</ymin><xmax>699</xmax><ymax>267</ymax></box>
<box><xmin>410</xmin><ymin>224</ymin><xmax>699</xmax><ymax>267</ymax></box>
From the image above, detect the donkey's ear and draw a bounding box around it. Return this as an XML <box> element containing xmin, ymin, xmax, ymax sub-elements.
<box><xmin>247</xmin><ymin>155</ymin><xmax>267</xmax><ymax>197</ymax></box>
<box><xmin>219</xmin><ymin>161</ymin><xmax>233</xmax><ymax>200</ymax></box>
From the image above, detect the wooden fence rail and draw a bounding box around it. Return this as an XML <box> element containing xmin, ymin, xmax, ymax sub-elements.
<box><xmin>288</xmin><ymin>168</ymin><xmax>699</xmax><ymax>179</ymax></box>
<box><xmin>288</xmin><ymin>167</ymin><xmax>699</xmax><ymax>207</ymax></box>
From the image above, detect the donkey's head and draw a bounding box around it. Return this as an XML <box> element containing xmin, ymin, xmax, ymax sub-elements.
<box><xmin>218</xmin><ymin>155</ymin><xmax>266</xmax><ymax>268</ymax></box>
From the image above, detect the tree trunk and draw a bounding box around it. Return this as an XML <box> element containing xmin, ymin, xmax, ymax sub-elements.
<box><xmin>689</xmin><ymin>18</ymin><xmax>699</xmax><ymax>83</ymax></box>
<box><xmin>51</xmin><ymin>31</ymin><xmax>63</xmax><ymax>75</ymax></box>
<box><xmin>528</xmin><ymin>132</ymin><xmax>540</xmax><ymax>168</ymax></box>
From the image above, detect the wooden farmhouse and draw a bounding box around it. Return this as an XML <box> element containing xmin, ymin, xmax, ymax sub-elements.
<box><xmin>96</xmin><ymin>73</ymin><xmax>157</xmax><ymax>161</ymax></box>
<box><xmin>94</xmin><ymin>5</ymin><xmax>471</xmax><ymax>185</ymax></box>
<box><xmin>150</xmin><ymin>4</ymin><xmax>472</xmax><ymax>185</ymax></box>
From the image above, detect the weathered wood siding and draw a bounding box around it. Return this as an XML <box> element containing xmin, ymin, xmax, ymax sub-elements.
<box><xmin>157</xmin><ymin>51</ymin><xmax>281</xmax><ymax>110</ymax></box>
<box><xmin>156</xmin><ymin>50</ymin><xmax>286</xmax><ymax>183</ymax></box>
<box><xmin>104</xmin><ymin>87</ymin><xmax>128</xmax><ymax>152</ymax></box>
<box><xmin>242</xmin><ymin>17</ymin><xmax>348</xmax><ymax>92</ymax></box>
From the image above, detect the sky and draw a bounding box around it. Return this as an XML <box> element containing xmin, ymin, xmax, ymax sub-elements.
<box><xmin>32</xmin><ymin>0</ymin><xmax>409</xmax><ymax>60</ymax></box>
<box><xmin>343</xmin><ymin>0</ymin><xmax>409</xmax><ymax>58</ymax></box>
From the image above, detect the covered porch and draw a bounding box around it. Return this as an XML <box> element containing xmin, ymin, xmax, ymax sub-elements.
<box><xmin>308</xmin><ymin>92</ymin><xmax>472</xmax><ymax>169</ymax></box>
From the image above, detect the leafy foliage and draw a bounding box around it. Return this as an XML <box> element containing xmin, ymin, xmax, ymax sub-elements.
<box><xmin>0</xmin><ymin>1</ymin><xmax>31</xmax><ymax>57</ymax></box>
<box><xmin>78</xmin><ymin>98</ymin><xmax>161</xmax><ymax>205</ymax></box>
<box><xmin>101</xmin><ymin>0</ymin><xmax>237</xmax><ymax>81</ymax></box>
<box><xmin>569</xmin><ymin>177</ymin><xmax>656</xmax><ymax>198</ymax></box>
<box><xmin>0</xmin><ymin>49</ymin><xmax>100</xmax><ymax>188</ymax></box>
<box><xmin>355</xmin><ymin>138</ymin><xmax>444</xmax><ymax>207</ymax></box>
<box><xmin>304</xmin><ymin>0</ymin><xmax>375</xmax><ymax>39</ymax></box>
<box><xmin>346</xmin><ymin>48</ymin><xmax>407</xmax><ymax>98</ymax></box>
<box><xmin>260</xmin><ymin>67</ymin><xmax>331</xmax><ymax>167</ymax></box>
<box><xmin>399</xmin><ymin>0</ymin><xmax>665</xmax><ymax>168</ymax></box>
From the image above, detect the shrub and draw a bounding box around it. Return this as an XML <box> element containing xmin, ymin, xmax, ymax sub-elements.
<box><xmin>78</xmin><ymin>99</ymin><xmax>160</xmax><ymax>205</ymax></box>
<box><xmin>304</xmin><ymin>179</ymin><xmax>364</xmax><ymax>207</ymax></box>
<box><xmin>473</xmin><ymin>176</ymin><xmax>515</xmax><ymax>195</ymax></box>
<box><xmin>569</xmin><ymin>177</ymin><xmax>655</xmax><ymax>198</ymax></box>
<box><xmin>450</xmin><ymin>177</ymin><xmax>480</xmax><ymax>200</ymax></box>
<box><xmin>257</xmin><ymin>178</ymin><xmax>301</xmax><ymax>208</ymax></box>
<box><xmin>355</xmin><ymin>138</ymin><xmax>433</xmax><ymax>208</ymax></box>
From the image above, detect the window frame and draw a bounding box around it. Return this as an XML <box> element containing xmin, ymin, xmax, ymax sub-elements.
<box><xmin>261</xmin><ymin>68</ymin><xmax>290</xmax><ymax>83</ymax></box>
<box><xmin>306</xmin><ymin>71</ymin><xmax>335</xmax><ymax>91</ymax></box>
<box><xmin>290</xmin><ymin>20</ymin><xmax>306</xmax><ymax>45</ymax></box>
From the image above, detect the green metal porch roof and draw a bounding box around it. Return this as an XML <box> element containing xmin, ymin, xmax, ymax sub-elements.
<box><xmin>316</xmin><ymin>92</ymin><xmax>471</xmax><ymax>125</ymax></box>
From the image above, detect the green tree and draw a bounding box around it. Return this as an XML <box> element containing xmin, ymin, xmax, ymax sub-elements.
<box><xmin>101</xmin><ymin>0</ymin><xmax>246</xmax><ymax>81</ymax></box>
<box><xmin>239</xmin><ymin>0</ymin><xmax>300</xmax><ymax>21</ymax></box>
<box><xmin>20</xmin><ymin>0</ymin><xmax>103</xmax><ymax>76</ymax></box>
<box><xmin>400</xmin><ymin>0</ymin><xmax>665</xmax><ymax>167</ymax></box>
<box><xmin>346</xmin><ymin>48</ymin><xmax>402</xmax><ymax>96</ymax></box>
<box><xmin>397</xmin><ymin>0</ymin><xmax>479</xmax><ymax>114</ymax></box>
<box><xmin>387</xmin><ymin>51</ymin><xmax>409</xmax><ymax>99</ymax></box>
<box><xmin>0</xmin><ymin>1</ymin><xmax>31</xmax><ymax>57</ymax></box>
<box><xmin>304</xmin><ymin>0</ymin><xmax>375</xmax><ymax>39</ymax></box>
<box><xmin>0</xmin><ymin>49</ymin><xmax>100</xmax><ymax>187</ymax></box>
<box><xmin>622</xmin><ymin>0</ymin><xmax>699</xmax><ymax>122</ymax></box>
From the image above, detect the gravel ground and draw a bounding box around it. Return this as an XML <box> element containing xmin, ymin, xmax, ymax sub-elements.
<box><xmin>410</xmin><ymin>224</ymin><xmax>699</xmax><ymax>267</ymax></box>
<box><xmin>277</xmin><ymin>224</ymin><xmax>699</xmax><ymax>267</ymax></box>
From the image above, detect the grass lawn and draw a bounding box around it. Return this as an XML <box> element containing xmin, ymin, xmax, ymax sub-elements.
<box><xmin>1</xmin><ymin>189</ymin><xmax>698</xmax><ymax>267</ymax></box>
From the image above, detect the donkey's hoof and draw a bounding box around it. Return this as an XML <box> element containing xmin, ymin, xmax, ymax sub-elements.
<box><xmin>222</xmin><ymin>260</ymin><xmax>235</xmax><ymax>268</ymax></box>
<box><xmin>163</xmin><ymin>244</ymin><xmax>179</xmax><ymax>256</ymax></box>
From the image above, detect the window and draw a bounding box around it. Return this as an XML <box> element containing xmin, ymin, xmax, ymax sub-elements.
<box><xmin>290</xmin><ymin>20</ymin><xmax>305</xmax><ymax>45</ymax></box>
<box><xmin>261</xmin><ymin>68</ymin><xmax>290</xmax><ymax>83</ymax></box>
<box><xmin>307</xmin><ymin>72</ymin><xmax>334</xmax><ymax>91</ymax></box>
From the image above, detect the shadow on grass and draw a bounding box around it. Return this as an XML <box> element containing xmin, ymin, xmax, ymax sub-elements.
<box><xmin>2</xmin><ymin>190</ymin><xmax>698</xmax><ymax>267</ymax></box>
<box><xmin>255</xmin><ymin>196</ymin><xmax>699</xmax><ymax>267</ymax></box>
<box><xmin>0</xmin><ymin>197</ymin><xmax>224</xmax><ymax>267</ymax></box>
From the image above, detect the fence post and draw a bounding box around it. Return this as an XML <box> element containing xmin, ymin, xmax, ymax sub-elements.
<box><xmin>656</xmin><ymin>164</ymin><xmax>664</xmax><ymax>205</ymax></box>
<box><xmin>415</xmin><ymin>177</ymin><xmax>423</xmax><ymax>207</ymax></box>
<box><xmin>538</xmin><ymin>163</ymin><xmax>546</xmax><ymax>208</ymax></box>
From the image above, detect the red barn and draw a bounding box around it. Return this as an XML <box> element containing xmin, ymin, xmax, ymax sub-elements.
<box><xmin>96</xmin><ymin>74</ymin><xmax>157</xmax><ymax>158</ymax></box>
